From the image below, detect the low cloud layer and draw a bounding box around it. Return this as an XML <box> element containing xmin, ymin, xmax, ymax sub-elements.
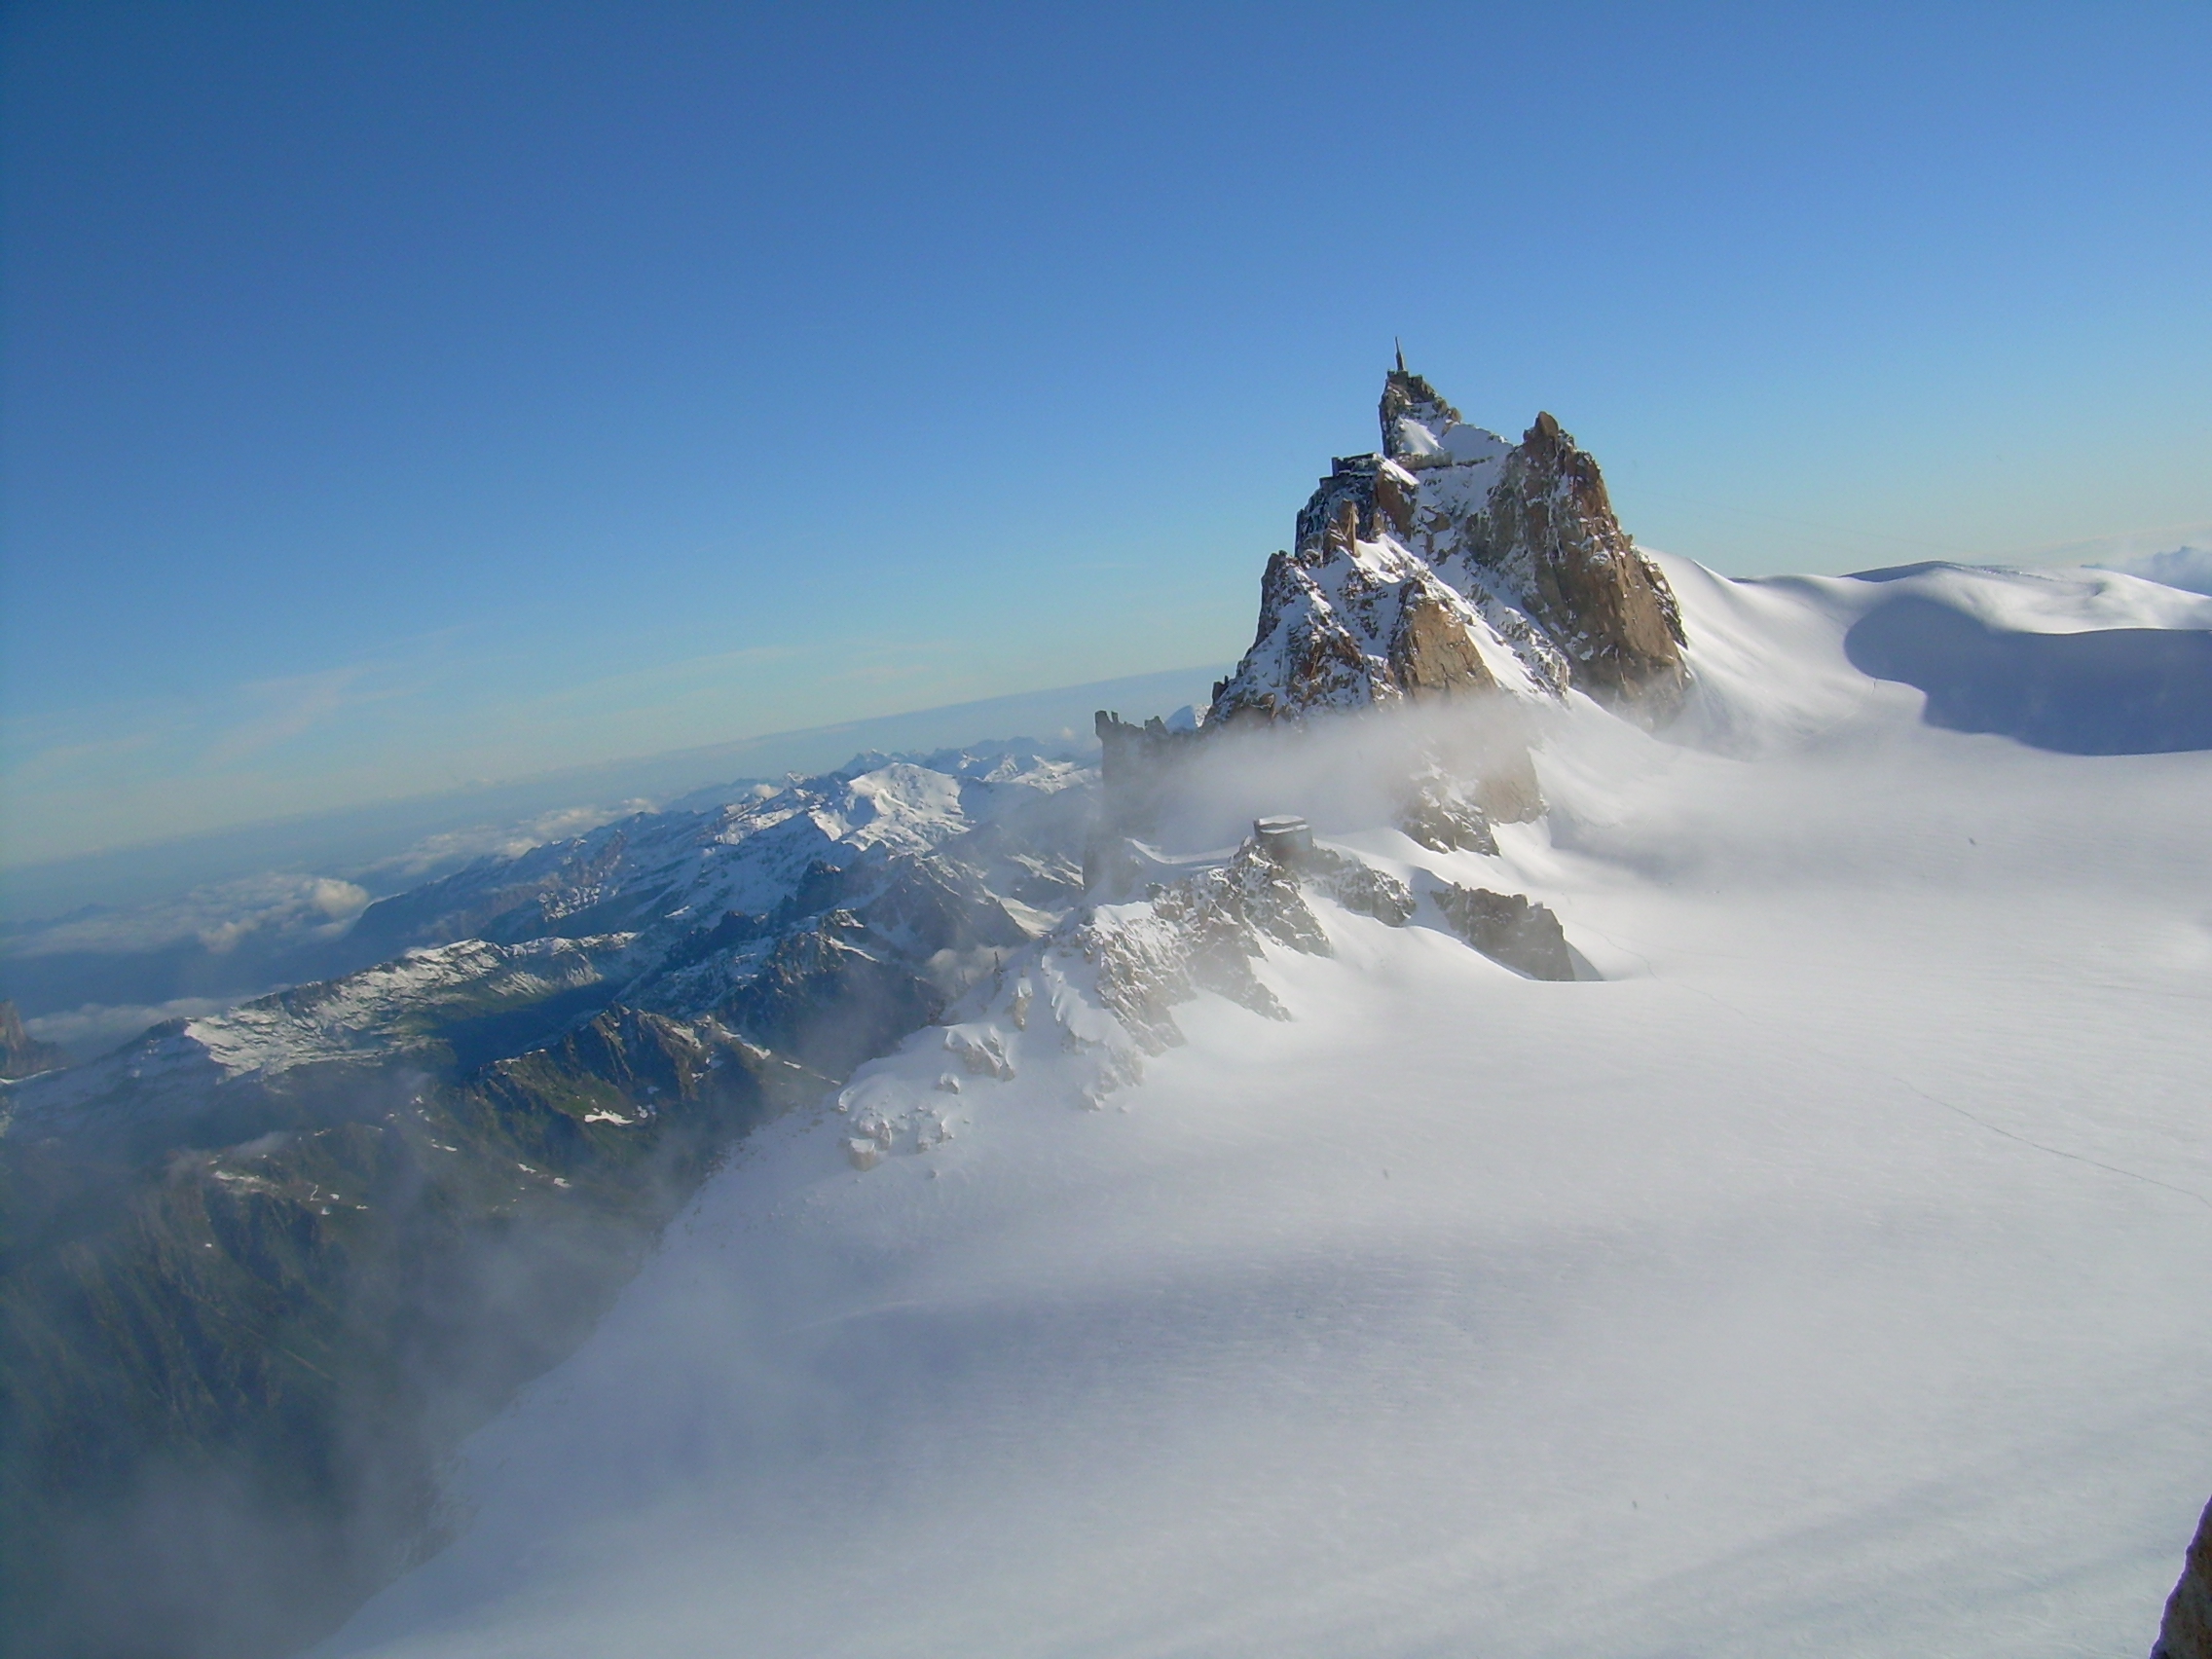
<box><xmin>5</xmin><ymin>872</ymin><xmax>370</xmax><ymax>960</ymax></box>
<box><xmin>362</xmin><ymin>801</ymin><xmax>654</xmax><ymax>886</ymax></box>
<box><xmin>24</xmin><ymin>995</ymin><xmax>250</xmax><ymax>1058</ymax></box>
<box><xmin>2096</xmin><ymin>546</ymin><xmax>2212</xmax><ymax>598</ymax></box>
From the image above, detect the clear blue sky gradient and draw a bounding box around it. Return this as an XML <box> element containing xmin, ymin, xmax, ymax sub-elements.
<box><xmin>4</xmin><ymin>2</ymin><xmax>2208</xmax><ymax>865</ymax></box>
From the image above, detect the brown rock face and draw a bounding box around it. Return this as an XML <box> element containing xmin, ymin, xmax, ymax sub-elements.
<box><xmin>1387</xmin><ymin>578</ymin><xmax>1496</xmax><ymax>698</ymax></box>
<box><xmin>2154</xmin><ymin>1497</ymin><xmax>2212</xmax><ymax>1659</ymax></box>
<box><xmin>1469</xmin><ymin>412</ymin><xmax>1689</xmax><ymax>719</ymax></box>
<box><xmin>1373</xmin><ymin>460</ymin><xmax>1417</xmax><ymax>538</ymax></box>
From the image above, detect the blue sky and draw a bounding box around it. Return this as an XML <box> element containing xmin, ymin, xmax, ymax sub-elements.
<box><xmin>4</xmin><ymin>1</ymin><xmax>2208</xmax><ymax>867</ymax></box>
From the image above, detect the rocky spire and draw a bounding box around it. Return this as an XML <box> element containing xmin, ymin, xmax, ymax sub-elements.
<box><xmin>1379</xmin><ymin>365</ymin><xmax>1467</xmax><ymax>462</ymax></box>
<box><xmin>0</xmin><ymin>999</ymin><xmax>66</xmax><ymax>1081</ymax></box>
<box><xmin>1203</xmin><ymin>361</ymin><xmax>1690</xmax><ymax>727</ymax></box>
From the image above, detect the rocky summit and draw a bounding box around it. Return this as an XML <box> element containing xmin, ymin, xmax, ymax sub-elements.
<box><xmin>1100</xmin><ymin>360</ymin><xmax>1677</xmax><ymax>860</ymax></box>
<box><xmin>1208</xmin><ymin>361</ymin><xmax>1688</xmax><ymax>725</ymax></box>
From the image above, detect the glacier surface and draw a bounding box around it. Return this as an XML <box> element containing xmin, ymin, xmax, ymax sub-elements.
<box><xmin>321</xmin><ymin>556</ymin><xmax>2212</xmax><ymax>1659</ymax></box>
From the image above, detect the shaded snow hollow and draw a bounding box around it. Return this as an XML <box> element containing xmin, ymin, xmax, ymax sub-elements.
<box><xmin>323</xmin><ymin>555</ymin><xmax>2212</xmax><ymax>1659</ymax></box>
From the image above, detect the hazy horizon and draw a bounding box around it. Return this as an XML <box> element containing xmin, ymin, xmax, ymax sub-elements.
<box><xmin>0</xmin><ymin>661</ymin><xmax>1228</xmax><ymax>923</ymax></box>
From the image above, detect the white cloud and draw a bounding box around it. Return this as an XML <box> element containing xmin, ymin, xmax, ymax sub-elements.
<box><xmin>4</xmin><ymin>872</ymin><xmax>371</xmax><ymax>959</ymax></box>
<box><xmin>364</xmin><ymin>801</ymin><xmax>655</xmax><ymax>882</ymax></box>
<box><xmin>202</xmin><ymin>665</ymin><xmax>373</xmax><ymax>767</ymax></box>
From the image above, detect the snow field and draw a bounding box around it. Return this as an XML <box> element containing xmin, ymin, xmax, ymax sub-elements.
<box><xmin>323</xmin><ymin>568</ymin><xmax>2212</xmax><ymax>1658</ymax></box>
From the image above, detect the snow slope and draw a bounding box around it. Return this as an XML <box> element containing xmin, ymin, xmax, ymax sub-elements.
<box><xmin>322</xmin><ymin>561</ymin><xmax>2212</xmax><ymax>1659</ymax></box>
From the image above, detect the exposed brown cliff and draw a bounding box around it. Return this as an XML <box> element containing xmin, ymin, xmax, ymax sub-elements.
<box><xmin>1463</xmin><ymin>410</ymin><xmax>1688</xmax><ymax>717</ymax></box>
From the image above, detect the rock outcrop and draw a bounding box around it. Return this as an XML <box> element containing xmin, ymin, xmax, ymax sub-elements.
<box><xmin>1092</xmin><ymin>708</ymin><xmax>1205</xmax><ymax>840</ymax></box>
<box><xmin>1458</xmin><ymin>408</ymin><xmax>1688</xmax><ymax>714</ymax></box>
<box><xmin>1074</xmin><ymin>788</ymin><xmax>1583</xmax><ymax>1027</ymax></box>
<box><xmin>1207</xmin><ymin>361</ymin><xmax>1688</xmax><ymax>727</ymax></box>
<box><xmin>1207</xmin><ymin>484</ymin><xmax>1520</xmax><ymax>724</ymax></box>
<box><xmin>1429</xmin><ymin>883</ymin><xmax>1576</xmax><ymax>980</ymax></box>
<box><xmin>2154</xmin><ymin>1497</ymin><xmax>2212</xmax><ymax>1659</ymax></box>
<box><xmin>0</xmin><ymin>999</ymin><xmax>66</xmax><ymax>1081</ymax></box>
<box><xmin>1097</xmin><ymin>359</ymin><xmax>1692</xmax><ymax>866</ymax></box>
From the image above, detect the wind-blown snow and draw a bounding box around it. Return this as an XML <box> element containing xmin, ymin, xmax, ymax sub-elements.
<box><xmin>322</xmin><ymin>559</ymin><xmax>2212</xmax><ymax>1659</ymax></box>
<box><xmin>2097</xmin><ymin>547</ymin><xmax>2212</xmax><ymax>600</ymax></box>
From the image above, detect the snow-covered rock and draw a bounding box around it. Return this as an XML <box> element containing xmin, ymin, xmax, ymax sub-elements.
<box><xmin>1209</xmin><ymin>361</ymin><xmax>1686</xmax><ymax>726</ymax></box>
